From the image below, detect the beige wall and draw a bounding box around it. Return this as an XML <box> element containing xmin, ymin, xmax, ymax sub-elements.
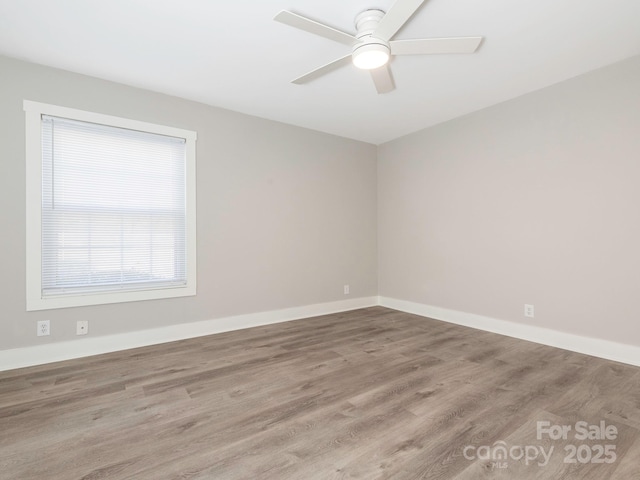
<box><xmin>0</xmin><ymin>55</ymin><xmax>378</xmax><ymax>350</ymax></box>
<box><xmin>3</xmin><ymin>52</ymin><xmax>639</xmax><ymax>355</ymax></box>
<box><xmin>378</xmin><ymin>55</ymin><xmax>640</xmax><ymax>346</ymax></box>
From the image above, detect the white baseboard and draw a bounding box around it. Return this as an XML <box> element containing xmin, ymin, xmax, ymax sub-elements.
<box><xmin>4</xmin><ymin>295</ymin><xmax>638</xmax><ymax>372</ymax></box>
<box><xmin>0</xmin><ymin>296</ymin><xmax>378</xmax><ymax>372</ymax></box>
<box><xmin>378</xmin><ymin>296</ymin><xmax>640</xmax><ymax>368</ymax></box>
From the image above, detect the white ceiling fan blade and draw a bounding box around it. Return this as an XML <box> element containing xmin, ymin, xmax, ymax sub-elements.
<box><xmin>390</xmin><ymin>37</ymin><xmax>483</xmax><ymax>55</ymax></box>
<box><xmin>370</xmin><ymin>66</ymin><xmax>395</xmax><ymax>94</ymax></box>
<box><xmin>292</xmin><ymin>55</ymin><xmax>353</xmax><ymax>85</ymax></box>
<box><xmin>274</xmin><ymin>11</ymin><xmax>357</xmax><ymax>46</ymax></box>
<box><xmin>374</xmin><ymin>0</ymin><xmax>426</xmax><ymax>42</ymax></box>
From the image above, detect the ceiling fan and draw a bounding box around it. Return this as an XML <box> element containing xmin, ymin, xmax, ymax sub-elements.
<box><xmin>274</xmin><ymin>0</ymin><xmax>483</xmax><ymax>94</ymax></box>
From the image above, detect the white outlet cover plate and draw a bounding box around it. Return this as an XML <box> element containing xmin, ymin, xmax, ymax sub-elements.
<box><xmin>37</xmin><ymin>320</ymin><xmax>50</xmax><ymax>336</ymax></box>
<box><xmin>76</xmin><ymin>321</ymin><xmax>89</xmax><ymax>335</ymax></box>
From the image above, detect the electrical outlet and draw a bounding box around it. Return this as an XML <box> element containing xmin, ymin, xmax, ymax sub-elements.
<box><xmin>344</xmin><ymin>284</ymin><xmax>350</xmax><ymax>295</ymax></box>
<box><xmin>524</xmin><ymin>304</ymin><xmax>535</xmax><ymax>318</ymax></box>
<box><xmin>37</xmin><ymin>320</ymin><xmax>50</xmax><ymax>336</ymax></box>
<box><xmin>76</xmin><ymin>320</ymin><xmax>89</xmax><ymax>335</ymax></box>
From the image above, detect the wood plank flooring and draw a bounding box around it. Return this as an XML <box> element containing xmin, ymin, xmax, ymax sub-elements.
<box><xmin>0</xmin><ymin>307</ymin><xmax>638</xmax><ymax>479</ymax></box>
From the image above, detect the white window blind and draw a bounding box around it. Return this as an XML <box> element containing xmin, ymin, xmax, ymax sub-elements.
<box><xmin>40</xmin><ymin>115</ymin><xmax>187</xmax><ymax>297</ymax></box>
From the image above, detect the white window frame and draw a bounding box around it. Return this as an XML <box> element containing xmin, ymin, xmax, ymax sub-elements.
<box><xmin>24</xmin><ymin>100</ymin><xmax>197</xmax><ymax>311</ymax></box>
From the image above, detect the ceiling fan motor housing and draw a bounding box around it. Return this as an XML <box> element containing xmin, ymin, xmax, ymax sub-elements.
<box><xmin>355</xmin><ymin>9</ymin><xmax>385</xmax><ymax>38</ymax></box>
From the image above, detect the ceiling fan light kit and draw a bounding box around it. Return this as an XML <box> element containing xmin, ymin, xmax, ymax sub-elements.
<box><xmin>352</xmin><ymin>42</ymin><xmax>390</xmax><ymax>70</ymax></box>
<box><xmin>274</xmin><ymin>0</ymin><xmax>483</xmax><ymax>94</ymax></box>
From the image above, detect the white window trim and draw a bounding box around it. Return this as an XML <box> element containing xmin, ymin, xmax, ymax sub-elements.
<box><xmin>24</xmin><ymin>100</ymin><xmax>197</xmax><ymax>311</ymax></box>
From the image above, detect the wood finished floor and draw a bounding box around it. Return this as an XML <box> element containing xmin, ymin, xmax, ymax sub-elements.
<box><xmin>1</xmin><ymin>307</ymin><xmax>639</xmax><ymax>479</ymax></box>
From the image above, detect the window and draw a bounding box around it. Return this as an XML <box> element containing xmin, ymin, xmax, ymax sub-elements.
<box><xmin>25</xmin><ymin>101</ymin><xmax>197</xmax><ymax>310</ymax></box>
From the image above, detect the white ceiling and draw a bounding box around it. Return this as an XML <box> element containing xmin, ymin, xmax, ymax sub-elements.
<box><xmin>1</xmin><ymin>0</ymin><xmax>639</xmax><ymax>145</ymax></box>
